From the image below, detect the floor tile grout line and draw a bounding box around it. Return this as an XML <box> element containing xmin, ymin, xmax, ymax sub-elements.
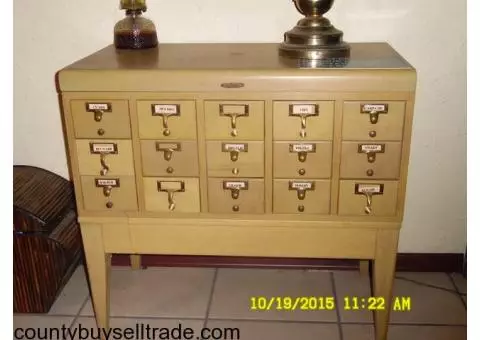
<box><xmin>447</xmin><ymin>273</ymin><xmax>467</xmax><ymax>310</ymax></box>
<box><xmin>203</xmin><ymin>268</ymin><xmax>219</xmax><ymax>329</ymax></box>
<box><xmin>69</xmin><ymin>295</ymin><xmax>90</xmax><ymax>329</ymax></box>
<box><xmin>330</xmin><ymin>272</ymin><xmax>344</xmax><ymax>340</ymax></box>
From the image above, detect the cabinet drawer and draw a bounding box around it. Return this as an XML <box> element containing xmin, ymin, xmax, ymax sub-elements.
<box><xmin>273</xmin><ymin>101</ymin><xmax>334</xmax><ymax>140</ymax></box>
<box><xmin>81</xmin><ymin>176</ymin><xmax>138</xmax><ymax>211</ymax></box>
<box><xmin>205</xmin><ymin>101</ymin><xmax>264</xmax><ymax>140</ymax></box>
<box><xmin>137</xmin><ymin>101</ymin><xmax>197</xmax><ymax>139</ymax></box>
<box><xmin>206</xmin><ymin>141</ymin><xmax>264</xmax><ymax>178</ymax></box>
<box><xmin>273</xmin><ymin>180</ymin><xmax>330</xmax><ymax>214</ymax></box>
<box><xmin>340</xmin><ymin>142</ymin><xmax>401</xmax><ymax>179</ymax></box>
<box><xmin>143</xmin><ymin>177</ymin><xmax>200</xmax><ymax>213</ymax></box>
<box><xmin>76</xmin><ymin>140</ymin><xmax>134</xmax><ymax>176</ymax></box>
<box><xmin>338</xmin><ymin>180</ymin><xmax>398</xmax><ymax>216</ymax></box>
<box><xmin>274</xmin><ymin>142</ymin><xmax>332</xmax><ymax>179</ymax></box>
<box><xmin>71</xmin><ymin>100</ymin><xmax>131</xmax><ymax>139</ymax></box>
<box><xmin>208</xmin><ymin>179</ymin><xmax>264</xmax><ymax>214</ymax></box>
<box><xmin>141</xmin><ymin>141</ymin><xmax>199</xmax><ymax>177</ymax></box>
<box><xmin>343</xmin><ymin>102</ymin><xmax>405</xmax><ymax>141</ymax></box>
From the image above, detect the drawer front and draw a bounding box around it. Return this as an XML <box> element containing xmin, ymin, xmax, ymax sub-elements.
<box><xmin>141</xmin><ymin>140</ymin><xmax>199</xmax><ymax>177</ymax></box>
<box><xmin>340</xmin><ymin>142</ymin><xmax>402</xmax><ymax>179</ymax></box>
<box><xmin>137</xmin><ymin>101</ymin><xmax>197</xmax><ymax>139</ymax></box>
<box><xmin>274</xmin><ymin>142</ymin><xmax>332</xmax><ymax>179</ymax></box>
<box><xmin>273</xmin><ymin>101</ymin><xmax>334</xmax><ymax>140</ymax></box>
<box><xmin>143</xmin><ymin>177</ymin><xmax>200</xmax><ymax>213</ymax></box>
<box><xmin>205</xmin><ymin>101</ymin><xmax>264</xmax><ymax>140</ymax></box>
<box><xmin>76</xmin><ymin>140</ymin><xmax>134</xmax><ymax>176</ymax></box>
<box><xmin>208</xmin><ymin>179</ymin><xmax>265</xmax><ymax>214</ymax></box>
<box><xmin>81</xmin><ymin>176</ymin><xmax>138</xmax><ymax>211</ymax></box>
<box><xmin>206</xmin><ymin>141</ymin><xmax>264</xmax><ymax>178</ymax></box>
<box><xmin>343</xmin><ymin>102</ymin><xmax>405</xmax><ymax>141</ymax></box>
<box><xmin>71</xmin><ymin>100</ymin><xmax>131</xmax><ymax>139</ymax></box>
<box><xmin>273</xmin><ymin>180</ymin><xmax>330</xmax><ymax>214</ymax></box>
<box><xmin>338</xmin><ymin>180</ymin><xmax>398</xmax><ymax>216</ymax></box>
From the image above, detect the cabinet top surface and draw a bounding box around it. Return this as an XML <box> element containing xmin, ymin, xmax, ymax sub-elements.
<box><xmin>61</xmin><ymin>43</ymin><xmax>413</xmax><ymax>72</ymax></box>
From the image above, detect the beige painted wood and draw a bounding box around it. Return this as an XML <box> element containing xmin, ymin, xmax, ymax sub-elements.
<box><xmin>338</xmin><ymin>180</ymin><xmax>399</xmax><ymax>217</ymax></box>
<box><xmin>76</xmin><ymin>140</ymin><xmax>135</xmax><ymax>176</ymax></box>
<box><xmin>340</xmin><ymin>142</ymin><xmax>402</xmax><ymax>179</ymax></box>
<box><xmin>204</xmin><ymin>101</ymin><xmax>265</xmax><ymax>140</ymax></box>
<box><xmin>81</xmin><ymin>176</ymin><xmax>138</xmax><ymax>211</ymax></box>
<box><xmin>130</xmin><ymin>255</ymin><xmax>142</xmax><ymax>270</ymax></box>
<box><xmin>137</xmin><ymin>100</ymin><xmax>197</xmax><ymax>139</ymax></box>
<box><xmin>343</xmin><ymin>101</ymin><xmax>406</xmax><ymax>141</ymax></box>
<box><xmin>102</xmin><ymin>223</ymin><xmax>132</xmax><ymax>253</ymax></box>
<box><xmin>140</xmin><ymin>140</ymin><xmax>199</xmax><ymax>177</ymax></box>
<box><xmin>273</xmin><ymin>101</ymin><xmax>334</xmax><ymax>141</ymax></box>
<box><xmin>330</xmin><ymin>100</ymin><xmax>344</xmax><ymax>214</ymax></box>
<box><xmin>359</xmin><ymin>260</ymin><xmax>370</xmax><ymax>276</ymax></box>
<box><xmin>80</xmin><ymin>224</ymin><xmax>110</xmax><ymax>334</ymax></box>
<box><xmin>273</xmin><ymin>180</ymin><xmax>330</xmax><ymax>214</ymax></box>
<box><xmin>71</xmin><ymin>99</ymin><xmax>131</xmax><ymax>139</ymax></box>
<box><xmin>208</xmin><ymin>178</ymin><xmax>265</xmax><ymax>214</ymax></box>
<box><xmin>206</xmin><ymin>141</ymin><xmax>264</xmax><ymax>178</ymax></box>
<box><xmin>194</xmin><ymin>100</ymin><xmax>209</xmax><ymax>212</ymax></box>
<box><xmin>373</xmin><ymin>230</ymin><xmax>400</xmax><ymax>340</ymax></box>
<box><xmin>273</xmin><ymin>141</ymin><xmax>332</xmax><ymax>179</ymax></box>
<box><xmin>143</xmin><ymin>177</ymin><xmax>200</xmax><ymax>213</ymax></box>
<box><xmin>264</xmin><ymin>100</ymin><xmax>274</xmax><ymax>213</ymax></box>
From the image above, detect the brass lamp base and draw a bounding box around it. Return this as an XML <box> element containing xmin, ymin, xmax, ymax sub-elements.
<box><xmin>280</xmin><ymin>0</ymin><xmax>350</xmax><ymax>60</ymax></box>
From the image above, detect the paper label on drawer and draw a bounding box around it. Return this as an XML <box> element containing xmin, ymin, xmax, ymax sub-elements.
<box><xmin>157</xmin><ymin>181</ymin><xmax>185</xmax><ymax>192</ymax></box>
<box><xmin>152</xmin><ymin>104</ymin><xmax>180</xmax><ymax>116</ymax></box>
<box><xmin>358</xmin><ymin>144</ymin><xmax>385</xmax><ymax>153</ymax></box>
<box><xmin>220</xmin><ymin>104</ymin><xmax>249</xmax><ymax>116</ymax></box>
<box><xmin>223</xmin><ymin>143</ymin><xmax>248</xmax><ymax>152</ymax></box>
<box><xmin>86</xmin><ymin>103</ymin><xmax>111</xmax><ymax>112</ymax></box>
<box><xmin>224</xmin><ymin>181</ymin><xmax>248</xmax><ymax>190</ymax></box>
<box><xmin>361</xmin><ymin>104</ymin><xmax>389</xmax><ymax>113</ymax></box>
<box><xmin>289</xmin><ymin>181</ymin><xmax>315</xmax><ymax>191</ymax></box>
<box><xmin>95</xmin><ymin>179</ymin><xmax>120</xmax><ymax>187</ymax></box>
<box><xmin>90</xmin><ymin>143</ymin><xmax>118</xmax><ymax>154</ymax></box>
<box><xmin>156</xmin><ymin>142</ymin><xmax>181</xmax><ymax>151</ymax></box>
<box><xmin>355</xmin><ymin>184</ymin><xmax>384</xmax><ymax>195</ymax></box>
<box><xmin>290</xmin><ymin>143</ymin><xmax>316</xmax><ymax>153</ymax></box>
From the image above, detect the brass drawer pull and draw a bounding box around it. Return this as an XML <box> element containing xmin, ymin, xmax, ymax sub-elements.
<box><xmin>86</xmin><ymin>103</ymin><xmax>112</xmax><ymax>123</ymax></box>
<box><xmin>100</xmin><ymin>154</ymin><xmax>110</xmax><ymax>176</ymax></box>
<box><xmin>289</xmin><ymin>104</ymin><xmax>319</xmax><ymax>138</ymax></box>
<box><xmin>355</xmin><ymin>183</ymin><xmax>384</xmax><ymax>215</ymax></box>
<box><xmin>95</xmin><ymin>178</ymin><xmax>120</xmax><ymax>209</ymax></box>
<box><xmin>151</xmin><ymin>104</ymin><xmax>181</xmax><ymax>137</ymax></box>
<box><xmin>220</xmin><ymin>104</ymin><xmax>249</xmax><ymax>137</ymax></box>
<box><xmin>156</xmin><ymin>142</ymin><xmax>182</xmax><ymax>161</ymax></box>
<box><xmin>223</xmin><ymin>181</ymin><xmax>249</xmax><ymax>200</ymax></box>
<box><xmin>290</xmin><ymin>143</ymin><xmax>316</xmax><ymax>163</ymax></box>
<box><xmin>158</xmin><ymin>181</ymin><xmax>186</xmax><ymax>211</ymax></box>
<box><xmin>361</xmin><ymin>104</ymin><xmax>389</xmax><ymax>125</ymax></box>
<box><xmin>358</xmin><ymin>144</ymin><xmax>385</xmax><ymax>164</ymax></box>
<box><xmin>89</xmin><ymin>143</ymin><xmax>118</xmax><ymax>176</ymax></box>
<box><xmin>222</xmin><ymin>143</ymin><xmax>248</xmax><ymax>162</ymax></box>
<box><xmin>289</xmin><ymin>181</ymin><xmax>315</xmax><ymax>201</ymax></box>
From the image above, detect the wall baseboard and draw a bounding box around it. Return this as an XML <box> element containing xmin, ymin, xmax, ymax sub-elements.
<box><xmin>110</xmin><ymin>253</ymin><xmax>464</xmax><ymax>273</ymax></box>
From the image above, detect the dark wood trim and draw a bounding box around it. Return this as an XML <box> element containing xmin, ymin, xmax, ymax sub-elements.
<box><xmin>110</xmin><ymin>253</ymin><xmax>465</xmax><ymax>273</ymax></box>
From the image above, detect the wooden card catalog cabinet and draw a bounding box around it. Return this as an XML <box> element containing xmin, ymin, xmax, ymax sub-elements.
<box><xmin>57</xmin><ymin>43</ymin><xmax>416</xmax><ymax>340</ymax></box>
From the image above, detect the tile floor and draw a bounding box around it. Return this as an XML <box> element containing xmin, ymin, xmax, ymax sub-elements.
<box><xmin>14</xmin><ymin>265</ymin><xmax>467</xmax><ymax>340</ymax></box>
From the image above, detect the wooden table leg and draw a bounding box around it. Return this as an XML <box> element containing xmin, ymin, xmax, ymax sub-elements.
<box><xmin>130</xmin><ymin>255</ymin><xmax>142</xmax><ymax>270</ymax></box>
<box><xmin>359</xmin><ymin>260</ymin><xmax>370</xmax><ymax>276</ymax></box>
<box><xmin>373</xmin><ymin>229</ymin><xmax>399</xmax><ymax>340</ymax></box>
<box><xmin>81</xmin><ymin>223</ymin><xmax>110</xmax><ymax>337</ymax></box>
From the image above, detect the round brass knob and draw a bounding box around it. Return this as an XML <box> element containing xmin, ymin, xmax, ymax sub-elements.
<box><xmin>232</xmin><ymin>205</ymin><xmax>240</xmax><ymax>212</ymax></box>
<box><xmin>298</xmin><ymin>168</ymin><xmax>306</xmax><ymax>176</ymax></box>
<box><xmin>166</xmin><ymin>167</ymin><xmax>174</xmax><ymax>174</ymax></box>
<box><xmin>298</xmin><ymin>205</ymin><xmax>305</xmax><ymax>212</ymax></box>
<box><xmin>106</xmin><ymin>201</ymin><xmax>114</xmax><ymax>209</ymax></box>
<box><xmin>369</xmin><ymin>130</ymin><xmax>377</xmax><ymax>138</ymax></box>
<box><xmin>366</xmin><ymin>169</ymin><xmax>374</xmax><ymax>177</ymax></box>
<box><xmin>232</xmin><ymin>168</ymin><xmax>239</xmax><ymax>175</ymax></box>
<box><xmin>97</xmin><ymin>128</ymin><xmax>105</xmax><ymax>136</ymax></box>
<box><xmin>163</xmin><ymin>129</ymin><xmax>171</xmax><ymax>136</ymax></box>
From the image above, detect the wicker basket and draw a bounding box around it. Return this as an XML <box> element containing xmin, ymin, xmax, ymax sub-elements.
<box><xmin>13</xmin><ymin>165</ymin><xmax>83</xmax><ymax>313</ymax></box>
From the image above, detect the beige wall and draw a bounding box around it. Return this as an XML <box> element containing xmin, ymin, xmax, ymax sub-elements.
<box><xmin>14</xmin><ymin>0</ymin><xmax>466</xmax><ymax>253</ymax></box>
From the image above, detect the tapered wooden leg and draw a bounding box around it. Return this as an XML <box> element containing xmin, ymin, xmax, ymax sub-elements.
<box><xmin>130</xmin><ymin>255</ymin><xmax>142</xmax><ymax>270</ymax></box>
<box><xmin>359</xmin><ymin>260</ymin><xmax>370</xmax><ymax>276</ymax></box>
<box><xmin>81</xmin><ymin>223</ymin><xmax>110</xmax><ymax>337</ymax></box>
<box><xmin>373</xmin><ymin>229</ymin><xmax>399</xmax><ymax>340</ymax></box>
